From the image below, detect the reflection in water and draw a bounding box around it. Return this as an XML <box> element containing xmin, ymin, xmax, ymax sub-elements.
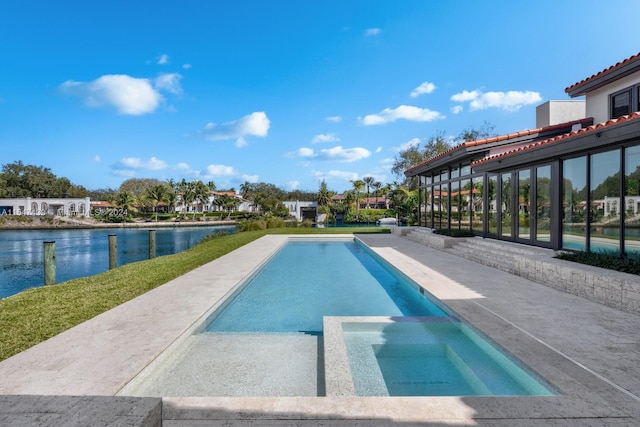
<box><xmin>0</xmin><ymin>226</ymin><xmax>234</xmax><ymax>299</ymax></box>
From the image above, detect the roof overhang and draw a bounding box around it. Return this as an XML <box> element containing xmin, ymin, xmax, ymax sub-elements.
<box><xmin>472</xmin><ymin>114</ymin><xmax>640</xmax><ymax>172</ymax></box>
<box><xmin>566</xmin><ymin>53</ymin><xmax>640</xmax><ymax>97</ymax></box>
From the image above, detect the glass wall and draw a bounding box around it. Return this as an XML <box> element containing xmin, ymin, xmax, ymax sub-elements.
<box><xmin>488</xmin><ymin>174</ymin><xmax>498</xmax><ymax>235</ymax></box>
<box><xmin>535</xmin><ymin>165</ymin><xmax>552</xmax><ymax>243</ymax></box>
<box><xmin>517</xmin><ymin>170</ymin><xmax>531</xmax><ymax>240</ymax></box>
<box><xmin>590</xmin><ymin>150</ymin><xmax>620</xmax><ymax>253</ymax></box>
<box><xmin>471</xmin><ymin>177</ymin><xmax>484</xmax><ymax>233</ymax></box>
<box><xmin>450</xmin><ymin>180</ymin><xmax>460</xmax><ymax>230</ymax></box>
<box><xmin>500</xmin><ymin>173</ymin><xmax>512</xmax><ymax>237</ymax></box>
<box><xmin>562</xmin><ymin>156</ymin><xmax>587</xmax><ymax>251</ymax></box>
<box><xmin>625</xmin><ymin>146</ymin><xmax>640</xmax><ymax>256</ymax></box>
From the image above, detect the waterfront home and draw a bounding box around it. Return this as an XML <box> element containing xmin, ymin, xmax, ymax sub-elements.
<box><xmin>405</xmin><ymin>51</ymin><xmax>640</xmax><ymax>256</ymax></box>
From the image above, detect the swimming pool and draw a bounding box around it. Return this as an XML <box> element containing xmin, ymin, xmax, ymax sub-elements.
<box><xmin>121</xmin><ymin>237</ymin><xmax>555</xmax><ymax>397</ymax></box>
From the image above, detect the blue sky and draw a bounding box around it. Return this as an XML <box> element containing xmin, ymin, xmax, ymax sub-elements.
<box><xmin>1</xmin><ymin>1</ymin><xmax>639</xmax><ymax>193</ymax></box>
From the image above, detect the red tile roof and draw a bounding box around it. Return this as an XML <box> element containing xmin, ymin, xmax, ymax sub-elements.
<box><xmin>404</xmin><ymin>117</ymin><xmax>592</xmax><ymax>174</ymax></box>
<box><xmin>565</xmin><ymin>52</ymin><xmax>640</xmax><ymax>95</ymax></box>
<box><xmin>471</xmin><ymin>112</ymin><xmax>640</xmax><ymax>167</ymax></box>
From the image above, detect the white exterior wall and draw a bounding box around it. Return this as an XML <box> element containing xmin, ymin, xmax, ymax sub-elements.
<box><xmin>282</xmin><ymin>201</ymin><xmax>318</xmax><ymax>221</ymax></box>
<box><xmin>585</xmin><ymin>72</ymin><xmax>640</xmax><ymax>124</ymax></box>
<box><xmin>535</xmin><ymin>100</ymin><xmax>586</xmax><ymax>127</ymax></box>
<box><xmin>0</xmin><ymin>198</ymin><xmax>91</xmax><ymax>217</ymax></box>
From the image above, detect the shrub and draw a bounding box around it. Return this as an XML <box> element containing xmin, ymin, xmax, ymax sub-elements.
<box><xmin>433</xmin><ymin>228</ymin><xmax>475</xmax><ymax>237</ymax></box>
<box><xmin>556</xmin><ymin>250</ymin><xmax>640</xmax><ymax>275</ymax></box>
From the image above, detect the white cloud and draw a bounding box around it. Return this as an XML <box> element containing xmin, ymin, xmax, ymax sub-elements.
<box><xmin>94</xmin><ymin>155</ymin><xmax>101</xmax><ymax>163</ymax></box>
<box><xmin>326</xmin><ymin>116</ymin><xmax>342</xmax><ymax>123</ymax></box>
<box><xmin>451</xmin><ymin>105</ymin><xmax>463</xmax><ymax>114</ymax></box>
<box><xmin>450</xmin><ymin>90</ymin><xmax>480</xmax><ymax>102</ymax></box>
<box><xmin>287</xmin><ymin>181</ymin><xmax>300</xmax><ymax>190</ymax></box>
<box><xmin>200</xmin><ymin>111</ymin><xmax>270</xmax><ymax>147</ymax></box>
<box><xmin>375</xmin><ymin>146</ymin><xmax>382</xmax><ymax>153</ymax></box>
<box><xmin>360</xmin><ymin>105</ymin><xmax>444</xmax><ymax>125</ymax></box>
<box><xmin>59</xmin><ymin>74</ymin><xmax>183</xmax><ymax>115</ymax></box>
<box><xmin>118</xmin><ymin>156</ymin><xmax>168</xmax><ymax>170</ymax></box>
<box><xmin>176</xmin><ymin>162</ymin><xmax>190</xmax><ymax>170</ymax></box>
<box><xmin>365</xmin><ymin>28</ymin><xmax>382</xmax><ymax>36</ymax></box>
<box><xmin>205</xmin><ymin>164</ymin><xmax>235</xmax><ymax>176</ymax></box>
<box><xmin>395</xmin><ymin>137</ymin><xmax>421</xmax><ymax>152</ymax></box>
<box><xmin>154</xmin><ymin>73</ymin><xmax>183</xmax><ymax>95</ymax></box>
<box><xmin>311</xmin><ymin>133</ymin><xmax>340</xmax><ymax>144</ymax></box>
<box><xmin>290</xmin><ymin>145</ymin><xmax>371</xmax><ymax>162</ymax></box>
<box><xmin>450</xmin><ymin>89</ymin><xmax>542</xmax><ymax>112</ymax></box>
<box><xmin>158</xmin><ymin>54</ymin><xmax>169</xmax><ymax>65</ymax></box>
<box><xmin>241</xmin><ymin>174</ymin><xmax>259</xmax><ymax>183</ymax></box>
<box><xmin>410</xmin><ymin>81</ymin><xmax>436</xmax><ymax>98</ymax></box>
<box><xmin>182</xmin><ymin>63</ymin><xmax>192</xmax><ymax>69</ymax></box>
<box><xmin>314</xmin><ymin>170</ymin><xmax>359</xmax><ymax>182</ymax></box>
<box><xmin>318</xmin><ymin>146</ymin><xmax>371</xmax><ymax>162</ymax></box>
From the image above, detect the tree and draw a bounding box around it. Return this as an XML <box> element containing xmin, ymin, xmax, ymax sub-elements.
<box><xmin>317</xmin><ymin>180</ymin><xmax>333</xmax><ymax>206</ymax></box>
<box><xmin>147</xmin><ymin>184</ymin><xmax>169</xmax><ymax>222</ymax></box>
<box><xmin>0</xmin><ymin>161</ymin><xmax>86</xmax><ymax>198</ymax></box>
<box><xmin>214</xmin><ymin>194</ymin><xmax>240</xmax><ymax>219</ymax></box>
<box><xmin>350</xmin><ymin>179</ymin><xmax>364</xmax><ymax>218</ymax></box>
<box><xmin>391</xmin><ymin>123</ymin><xmax>495</xmax><ymax>187</ymax></box>
<box><xmin>362</xmin><ymin>176</ymin><xmax>375</xmax><ymax>209</ymax></box>
<box><xmin>372</xmin><ymin>181</ymin><xmax>383</xmax><ymax>208</ymax></box>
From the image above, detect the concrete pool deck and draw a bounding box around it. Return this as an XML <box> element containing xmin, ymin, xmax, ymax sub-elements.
<box><xmin>0</xmin><ymin>233</ymin><xmax>639</xmax><ymax>425</ymax></box>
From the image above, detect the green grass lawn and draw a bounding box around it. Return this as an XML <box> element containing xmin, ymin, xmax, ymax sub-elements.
<box><xmin>0</xmin><ymin>227</ymin><xmax>387</xmax><ymax>362</ymax></box>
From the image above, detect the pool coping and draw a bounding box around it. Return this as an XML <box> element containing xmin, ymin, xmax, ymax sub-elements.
<box><xmin>0</xmin><ymin>233</ymin><xmax>639</xmax><ymax>424</ymax></box>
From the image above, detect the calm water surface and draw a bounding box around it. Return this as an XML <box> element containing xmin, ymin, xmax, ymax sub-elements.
<box><xmin>0</xmin><ymin>225</ymin><xmax>234</xmax><ymax>299</ymax></box>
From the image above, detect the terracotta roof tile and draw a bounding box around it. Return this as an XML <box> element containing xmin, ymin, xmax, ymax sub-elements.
<box><xmin>471</xmin><ymin>112</ymin><xmax>640</xmax><ymax>167</ymax></box>
<box><xmin>565</xmin><ymin>52</ymin><xmax>640</xmax><ymax>94</ymax></box>
<box><xmin>404</xmin><ymin>117</ymin><xmax>592</xmax><ymax>174</ymax></box>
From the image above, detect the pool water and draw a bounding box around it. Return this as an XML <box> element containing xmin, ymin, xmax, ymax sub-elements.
<box><xmin>342</xmin><ymin>320</ymin><xmax>555</xmax><ymax>396</ymax></box>
<box><xmin>204</xmin><ymin>240</ymin><xmax>448</xmax><ymax>333</ymax></box>
<box><xmin>122</xmin><ymin>238</ymin><xmax>556</xmax><ymax>397</ymax></box>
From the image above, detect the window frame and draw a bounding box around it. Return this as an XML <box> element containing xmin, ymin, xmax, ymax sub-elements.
<box><xmin>610</xmin><ymin>84</ymin><xmax>640</xmax><ymax>119</ymax></box>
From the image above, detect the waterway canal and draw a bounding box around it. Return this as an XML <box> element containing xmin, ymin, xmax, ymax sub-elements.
<box><xmin>0</xmin><ymin>225</ymin><xmax>235</xmax><ymax>299</ymax></box>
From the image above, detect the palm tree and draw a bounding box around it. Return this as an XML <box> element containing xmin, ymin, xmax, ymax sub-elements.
<box><xmin>147</xmin><ymin>184</ymin><xmax>168</xmax><ymax>222</ymax></box>
<box><xmin>193</xmin><ymin>180</ymin><xmax>211</xmax><ymax>219</ymax></box>
<box><xmin>362</xmin><ymin>176</ymin><xmax>375</xmax><ymax>209</ymax></box>
<box><xmin>351</xmin><ymin>179</ymin><xmax>364</xmax><ymax>219</ymax></box>
<box><xmin>372</xmin><ymin>180</ymin><xmax>383</xmax><ymax>209</ymax></box>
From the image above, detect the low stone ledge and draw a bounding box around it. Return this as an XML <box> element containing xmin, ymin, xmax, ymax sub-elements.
<box><xmin>0</xmin><ymin>395</ymin><xmax>162</xmax><ymax>427</ymax></box>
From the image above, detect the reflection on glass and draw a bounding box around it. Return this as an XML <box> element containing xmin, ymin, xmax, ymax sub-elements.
<box><xmin>441</xmin><ymin>182</ymin><xmax>450</xmax><ymax>229</ymax></box>
<box><xmin>501</xmin><ymin>173</ymin><xmax>512</xmax><ymax>237</ymax></box>
<box><xmin>434</xmin><ymin>184</ymin><xmax>443</xmax><ymax>229</ymax></box>
<box><xmin>471</xmin><ymin>177</ymin><xmax>484</xmax><ymax>233</ymax></box>
<box><xmin>625</xmin><ymin>145</ymin><xmax>640</xmax><ymax>256</ymax></box>
<box><xmin>460</xmin><ymin>179</ymin><xmax>471</xmax><ymax>230</ymax></box>
<box><xmin>422</xmin><ymin>187</ymin><xmax>432</xmax><ymax>228</ymax></box>
<box><xmin>488</xmin><ymin>175</ymin><xmax>498</xmax><ymax>235</ymax></box>
<box><xmin>518</xmin><ymin>170</ymin><xmax>531</xmax><ymax>240</ymax></box>
<box><xmin>451</xmin><ymin>180</ymin><xmax>460</xmax><ymax>229</ymax></box>
<box><xmin>562</xmin><ymin>156</ymin><xmax>587</xmax><ymax>250</ymax></box>
<box><xmin>536</xmin><ymin>165</ymin><xmax>552</xmax><ymax>242</ymax></box>
<box><xmin>590</xmin><ymin>150</ymin><xmax>620</xmax><ymax>253</ymax></box>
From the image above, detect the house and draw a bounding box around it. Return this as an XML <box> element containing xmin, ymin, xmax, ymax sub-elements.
<box><xmin>0</xmin><ymin>197</ymin><xmax>91</xmax><ymax>218</ymax></box>
<box><xmin>405</xmin><ymin>52</ymin><xmax>640</xmax><ymax>256</ymax></box>
<box><xmin>282</xmin><ymin>200</ymin><xmax>318</xmax><ymax>222</ymax></box>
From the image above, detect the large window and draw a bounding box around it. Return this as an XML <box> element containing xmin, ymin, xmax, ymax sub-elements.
<box><xmin>535</xmin><ymin>165</ymin><xmax>552</xmax><ymax>243</ymax></box>
<box><xmin>517</xmin><ymin>169</ymin><xmax>531</xmax><ymax>240</ymax></box>
<box><xmin>625</xmin><ymin>146</ymin><xmax>640</xmax><ymax>256</ymax></box>
<box><xmin>590</xmin><ymin>150</ymin><xmax>620</xmax><ymax>253</ymax></box>
<box><xmin>562</xmin><ymin>156</ymin><xmax>587</xmax><ymax>251</ymax></box>
<box><xmin>488</xmin><ymin>174</ymin><xmax>498</xmax><ymax>235</ymax></box>
<box><xmin>471</xmin><ymin>177</ymin><xmax>483</xmax><ymax>233</ymax></box>
<box><xmin>500</xmin><ymin>173</ymin><xmax>512</xmax><ymax>237</ymax></box>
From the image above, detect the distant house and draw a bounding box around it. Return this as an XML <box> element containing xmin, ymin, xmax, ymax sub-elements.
<box><xmin>331</xmin><ymin>194</ymin><xmax>390</xmax><ymax>210</ymax></box>
<box><xmin>282</xmin><ymin>200</ymin><xmax>318</xmax><ymax>222</ymax></box>
<box><xmin>0</xmin><ymin>197</ymin><xmax>91</xmax><ymax>218</ymax></box>
<box><xmin>405</xmin><ymin>51</ymin><xmax>640</xmax><ymax>256</ymax></box>
<box><xmin>175</xmin><ymin>191</ymin><xmax>256</xmax><ymax>215</ymax></box>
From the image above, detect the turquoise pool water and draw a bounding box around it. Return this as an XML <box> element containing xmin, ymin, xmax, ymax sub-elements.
<box><xmin>342</xmin><ymin>320</ymin><xmax>555</xmax><ymax>396</ymax></box>
<box><xmin>197</xmin><ymin>238</ymin><xmax>556</xmax><ymax>397</ymax></box>
<box><xmin>204</xmin><ymin>240</ymin><xmax>448</xmax><ymax>333</ymax></box>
